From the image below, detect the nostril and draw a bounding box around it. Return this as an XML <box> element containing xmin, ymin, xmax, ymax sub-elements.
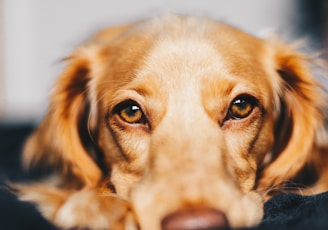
<box><xmin>161</xmin><ymin>208</ymin><xmax>229</xmax><ymax>230</ymax></box>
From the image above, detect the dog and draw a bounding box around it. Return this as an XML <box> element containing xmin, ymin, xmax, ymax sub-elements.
<box><xmin>17</xmin><ymin>14</ymin><xmax>328</xmax><ymax>230</ymax></box>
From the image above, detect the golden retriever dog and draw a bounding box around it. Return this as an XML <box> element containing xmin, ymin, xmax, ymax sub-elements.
<box><xmin>17</xmin><ymin>14</ymin><xmax>328</xmax><ymax>230</ymax></box>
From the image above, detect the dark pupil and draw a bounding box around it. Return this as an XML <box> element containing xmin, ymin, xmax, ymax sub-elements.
<box><xmin>233</xmin><ymin>99</ymin><xmax>247</xmax><ymax>109</ymax></box>
<box><xmin>117</xmin><ymin>101</ymin><xmax>145</xmax><ymax>124</ymax></box>
<box><xmin>231</xmin><ymin>98</ymin><xmax>253</xmax><ymax>118</ymax></box>
<box><xmin>125</xmin><ymin>105</ymin><xmax>140</xmax><ymax>116</ymax></box>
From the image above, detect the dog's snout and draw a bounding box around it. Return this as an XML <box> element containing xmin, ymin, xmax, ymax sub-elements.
<box><xmin>161</xmin><ymin>208</ymin><xmax>229</xmax><ymax>230</ymax></box>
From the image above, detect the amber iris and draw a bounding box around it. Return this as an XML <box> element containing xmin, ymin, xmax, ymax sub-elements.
<box><xmin>118</xmin><ymin>103</ymin><xmax>145</xmax><ymax>124</ymax></box>
<box><xmin>229</xmin><ymin>97</ymin><xmax>254</xmax><ymax>119</ymax></box>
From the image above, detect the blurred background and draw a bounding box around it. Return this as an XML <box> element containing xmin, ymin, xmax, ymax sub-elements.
<box><xmin>0</xmin><ymin>0</ymin><xmax>327</xmax><ymax>123</ymax></box>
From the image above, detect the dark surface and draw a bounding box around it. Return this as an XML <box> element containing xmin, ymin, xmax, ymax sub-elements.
<box><xmin>1</xmin><ymin>123</ymin><xmax>328</xmax><ymax>230</ymax></box>
<box><xmin>0</xmin><ymin>123</ymin><xmax>33</xmax><ymax>181</ymax></box>
<box><xmin>251</xmin><ymin>192</ymin><xmax>328</xmax><ymax>230</ymax></box>
<box><xmin>0</xmin><ymin>123</ymin><xmax>57</xmax><ymax>229</ymax></box>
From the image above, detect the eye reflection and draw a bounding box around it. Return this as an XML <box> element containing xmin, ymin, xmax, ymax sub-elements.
<box><xmin>228</xmin><ymin>96</ymin><xmax>255</xmax><ymax>119</ymax></box>
<box><xmin>115</xmin><ymin>101</ymin><xmax>147</xmax><ymax>124</ymax></box>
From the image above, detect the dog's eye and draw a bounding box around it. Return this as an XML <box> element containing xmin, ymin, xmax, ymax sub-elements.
<box><xmin>228</xmin><ymin>95</ymin><xmax>256</xmax><ymax>119</ymax></box>
<box><xmin>115</xmin><ymin>101</ymin><xmax>147</xmax><ymax>124</ymax></box>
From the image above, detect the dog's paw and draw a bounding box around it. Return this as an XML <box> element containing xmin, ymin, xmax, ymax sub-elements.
<box><xmin>54</xmin><ymin>189</ymin><xmax>138</xmax><ymax>230</ymax></box>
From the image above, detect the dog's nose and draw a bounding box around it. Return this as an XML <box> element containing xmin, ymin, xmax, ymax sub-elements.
<box><xmin>161</xmin><ymin>208</ymin><xmax>229</xmax><ymax>230</ymax></box>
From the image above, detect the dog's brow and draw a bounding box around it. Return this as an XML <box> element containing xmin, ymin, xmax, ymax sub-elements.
<box><xmin>202</xmin><ymin>77</ymin><xmax>236</xmax><ymax>97</ymax></box>
<box><xmin>220</xmin><ymin>82</ymin><xmax>235</xmax><ymax>96</ymax></box>
<box><xmin>133</xmin><ymin>87</ymin><xmax>152</xmax><ymax>97</ymax></box>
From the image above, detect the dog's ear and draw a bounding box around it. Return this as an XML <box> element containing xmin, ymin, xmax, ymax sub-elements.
<box><xmin>258</xmin><ymin>40</ymin><xmax>325</xmax><ymax>192</ymax></box>
<box><xmin>23</xmin><ymin>46</ymin><xmax>105</xmax><ymax>188</ymax></box>
<box><xmin>22</xmin><ymin>25</ymin><xmax>133</xmax><ymax>188</ymax></box>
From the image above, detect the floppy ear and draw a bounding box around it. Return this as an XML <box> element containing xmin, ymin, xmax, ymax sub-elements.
<box><xmin>23</xmin><ymin>47</ymin><xmax>104</xmax><ymax>188</ymax></box>
<box><xmin>22</xmin><ymin>25</ymin><xmax>133</xmax><ymax>188</ymax></box>
<box><xmin>257</xmin><ymin>40</ymin><xmax>325</xmax><ymax>192</ymax></box>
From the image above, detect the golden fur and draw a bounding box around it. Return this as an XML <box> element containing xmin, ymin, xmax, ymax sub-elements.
<box><xmin>17</xmin><ymin>14</ymin><xmax>328</xmax><ymax>229</ymax></box>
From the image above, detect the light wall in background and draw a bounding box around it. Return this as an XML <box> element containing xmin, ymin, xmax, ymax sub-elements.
<box><xmin>1</xmin><ymin>0</ymin><xmax>295</xmax><ymax>122</ymax></box>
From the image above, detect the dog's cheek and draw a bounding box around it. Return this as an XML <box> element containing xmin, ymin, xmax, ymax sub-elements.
<box><xmin>224</xmin><ymin>117</ymin><xmax>274</xmax><ymax>192</ymax></box>
<box><xmin>252</xmin><ymin>118</ymin><xmax>275</xmax><ymax>165</ymax></box>
<box><xmin>110</xmin><ymin>166</ymin><xmax>143</xmax><ymax>196</ymax></box>
<box><xmin>107</xmin><ymin>134</ymin><xmax>151</xmax><ymax>196</ymax></box>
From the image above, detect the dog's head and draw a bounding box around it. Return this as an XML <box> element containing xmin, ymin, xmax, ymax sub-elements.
<box><xmin>23</xmin><ymin>15</ymin><xmax>324</xmax><ymax>229</ymax></box>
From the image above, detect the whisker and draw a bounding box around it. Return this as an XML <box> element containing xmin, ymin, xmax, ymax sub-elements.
<box><xmin>257</xmin><ymin>180</ymin><xmax>317</xmax><ymax>200</ymax></box>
